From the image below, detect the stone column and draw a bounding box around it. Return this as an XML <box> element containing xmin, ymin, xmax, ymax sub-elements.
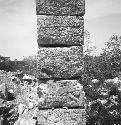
<box><xmin>36</xmin><ymin>0</ymin><xmax>86</xmax><ymax>125</ymax></box>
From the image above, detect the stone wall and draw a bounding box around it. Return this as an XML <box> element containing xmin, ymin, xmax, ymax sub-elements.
<box><xmin>36</xmin><ymin>0</ymin><xmax>86</xmax><ymax>124</ymax></box>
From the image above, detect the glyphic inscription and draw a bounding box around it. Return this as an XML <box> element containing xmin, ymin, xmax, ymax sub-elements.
<box><xmin>37</xmin><ymin>80</ymin><xmax>85</xmax><ymax>108</ymax></box>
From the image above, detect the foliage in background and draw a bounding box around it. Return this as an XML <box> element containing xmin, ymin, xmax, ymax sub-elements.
<box><xmin>84</xmin><ymin>30</ymin><xmax>97</xmax><ymax>56</ymax></box>
<box><xmin>1</xmin><ymin>33</ymin><xmax>121</xmax><ymax>125</ymax></box>
<box><xmin>0</xmin><ymin>33</ymin><xmax>121</xmax><ymax>83</ymax></box>
<box><xmin>21</xmin><ymin>55</ymin><xmax>37</xmax><ymax>76</ymax></box>
<box><xmin>83</xmin><ymin>34</ymin><xmax>121</xmax><ymax>125</ymax></box>
<box><xmin>0</xmin><ymin>55</ymin><xmax>37</xmax><ymax>76</ymax></box>
<box><xmin>83</xmin><ymin>34</ymin><xmax>121</xmax><ymax>82</ymax></box>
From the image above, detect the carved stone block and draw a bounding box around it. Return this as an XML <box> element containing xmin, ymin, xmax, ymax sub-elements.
<box><xmin>36</xmin><ymin>0</ymin><xmax>85</xmax><ymax>16</ymax></box>
<box><xmin>37</xmin><ymin>28</ymin><xmax>84</xmax><ymax>46</ymax></box>
<box><xmin>37</xmin><ymin>15</ymin><xmax>84</xmax><ymax>27</ymax></box>
<box><xmin>37</xmin><ymin>80</ymin><xmax>85</xmax><ymax>108</ymax></box>
<box><xmin>37</xmin><ymin>46</ymin><xmax>83</xmax><ymax>79</ymax></box>
<box><xmin>0</xmin><ymin>83</ymin><xmax>6</xmax><ymax>99</ymax></box>
<box><xmin>37</xmin><ymin>109</ymin><xmax>86</xmax><ymax>125</ymax></box>
<box><xmin>37</xmin><ymin>16</ymin><xmax>84</xmax><ymax>46</ymax></box>
<box><xmin>37</xmin><ymin>109</ymin><xmax>65</xmax><ymax>125</ymax></box>
<box><xmin>64</xmin><ymin>109</ymin><xmax>86</xmax><ymax>125</ymax></box>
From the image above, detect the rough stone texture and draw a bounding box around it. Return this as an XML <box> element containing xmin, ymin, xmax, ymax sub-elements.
<box><xmin>37</xmin><ymin>15</ymin><xmax>84</xmax><ymax>27</ymax></box>
<box><xmin>0</xmin><ymin>83</ymin><xmax>6</xmax><ymax>100</ymax></box>
<box><xmin>37</xmin><ymin>109</ymin><xmax>86</xmax><ymax>125</ymax></box>
<box><xmin>36</xmin><ymin>0</ymin><xmax>85</xmax><ymax>16</ymax></box>
<box><xmin>37</xmin><ymin>27</ymin><xmax>84</xmax><ymax>46</ymax></box>
<box><xmin>37</xmin><ymin>16</ymin><xmax>84</xmax><ymax>46</ymax></box>
<box><xmin>37</xmin><ymin>46</ymin><xmax>83</xmax><ymax>79</ymax></box>
<box><xmin>37</xmin><ymin>80</ymin><xmax>85</xmax><ymax>108</ymax></box>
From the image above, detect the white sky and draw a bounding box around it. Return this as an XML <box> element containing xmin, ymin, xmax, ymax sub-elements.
<box><xmin>0</xmin><ymin>0</ymin><xmax>121</xmax><ymax>60</ymax></box>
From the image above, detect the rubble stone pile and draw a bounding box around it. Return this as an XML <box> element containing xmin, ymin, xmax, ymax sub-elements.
<box><xmin>0</xmin><ymin>71</ymin><xmax>19</xmax><ymax>125</ymax></box>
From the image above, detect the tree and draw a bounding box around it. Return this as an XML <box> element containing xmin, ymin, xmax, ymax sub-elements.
<box><xmin>84</xmin><ymin>30</ymin><xmax>97</xmax><ymax>56</ymax></box>
<box><xmin>83</xmin><ymin>31</ymin><xmax>98</xmax><ymax>82</ymax></box>
<box><xmin>104</xmin><ymin>35</ymin><xmax>121</xmax><ymax>55</ymax></box>
<box><xmin>101</xmin><ymin>35</ymin><xmax>121</xmax><ymax>78</ymax></box>
<box><xmin>21</xmin><ymin>55</ymin><xmax>37</xmax><ymax>76</ymax></box>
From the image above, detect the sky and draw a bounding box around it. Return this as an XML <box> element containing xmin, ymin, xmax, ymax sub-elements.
<box><xmin>0</xmin><ymin>0</ymin><xmax>121</xmax><ymax>60</ymax></box>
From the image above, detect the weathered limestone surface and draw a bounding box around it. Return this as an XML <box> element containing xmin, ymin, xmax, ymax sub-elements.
<box><xmin>38</xmin><ymin>27</ymin><xmax>84</xmax><ymax>46</ymax></box>
<box><xmin>37</xmin><ymin>16</ymin><xmax>84</xmax><ymax>46</ymax></box>
<box><xmin>37</xmin><ymin>80</ymin><xmax>85</xmax><ymax>108</ymax></box>
<box><xmin>36</xmin><ymin>0</ymin><xmax>86</xmax><ymax>124</ymax></box>
<box><xmin>0</xmin><ymin>83</ymin><xmax>6</xmax><ymax>99</ymax></box>
<box><xmin>37</xmin><ymin>15</ymin><xmax>84</xmax><ymax>27</ymax></box>
<box><xmin>37</xmin><ymin>109</ymin><xmax>86</xmax><ymax>125</ymax></box>
<box><xmin>36</xmin><ymin>0</ymin><xmax>85</xmax><ymax>16</ymax></box>
<box><xmin>37</xmin><ymin>46</ymin><xmax>83</xmax><ymax>79</ymax></box>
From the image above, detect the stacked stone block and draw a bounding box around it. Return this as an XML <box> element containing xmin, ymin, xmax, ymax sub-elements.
<box><xmin>37</xmin><ymin>80</ymin><xmax>85</xmax><ymax>109</ymax></box>
<box><xmin>37</xmin><ymin>16</ymin><xmax>84</xmax><ymax>46</ymax></box>
<box><xmin>36</xmin><ymin>0</ymin><xmax>86</xmax><ymax>124</ymax></box>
